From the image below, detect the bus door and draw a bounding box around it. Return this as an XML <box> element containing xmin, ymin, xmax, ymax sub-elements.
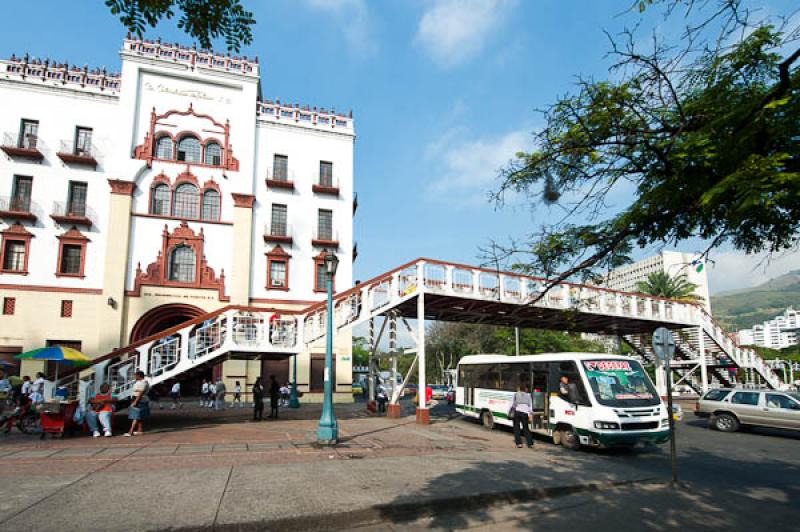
<box><xmin>460</xmin><ymin>366</ymin><xmax>475</xmax><ymax>408</ymax></box>
<box><xmin>531</xmin><ymin>363</ymin><xmax>548</xmax><ymax>430</ymax></box>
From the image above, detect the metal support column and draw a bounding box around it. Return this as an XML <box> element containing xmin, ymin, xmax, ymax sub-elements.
<box><xmin>416</xmin><ymin>292</ymin><xmax>428</xmax><ymax>424</ymax></box>
<box><xmin>289</xmin><ymin>354</ymin><xmax>300</xmax><ymax>408</ymax></box>
<box><xmin>698</xmin><ymin>326</ymin><xmax>708</xmax><ymax>394</ymax></box>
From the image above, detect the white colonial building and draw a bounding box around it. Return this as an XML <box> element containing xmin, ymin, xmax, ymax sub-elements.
<box><xmin>738</xmin><ymin>308</ymin><xmax>800</xmax><ymax>350</ymax></box>
<box><xmin>0</xmin><ymin>37</ymin><xmax>356</xmax><ymax>400</ymax></box>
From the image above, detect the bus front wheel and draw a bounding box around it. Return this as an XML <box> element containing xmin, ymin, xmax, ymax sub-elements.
<box><xmin>559</xmin><ymin>428</ymin><xmax>581</xmax><ymax>450</ymax></box>
<box><xmin>481</xmin><ymin>411</ymin><xmax>494</xmax><ymax>430</ymax></box>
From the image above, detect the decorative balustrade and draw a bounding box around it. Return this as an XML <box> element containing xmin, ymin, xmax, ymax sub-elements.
<box><xmin>257</xmin><ymin>100</ymin><xmax>353</xmax><ymax>131</ymax></box>
<box><xmin>4</xmin><ymin>56</ymin><xmax>121</xmax><ymax>92</ymax></box>
<box><xmin>123</xmin><ymin>38</ymin><xmax>257</xmax><ymax>76</ymax></box>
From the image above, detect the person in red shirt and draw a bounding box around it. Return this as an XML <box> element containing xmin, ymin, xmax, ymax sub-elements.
<box><xmin>425</xmin><ymin>386</ymin><xmax>433</xmax><ymax>405</ymax></box>
<box><xmin>87</xmin><ymin>383</ymin><xmax>117</xmax><ymax>437</ymax></box>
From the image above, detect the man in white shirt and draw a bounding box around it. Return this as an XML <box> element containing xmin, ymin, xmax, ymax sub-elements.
<box><xmin>170</xmin><ymin>381</ymin><xmax>182</xmax><ymax>409</ymax></box>
<box><xmin>200</xmin><ymin>379</ymin><xmax>209</xmax><ymax>407</ymax></box>
<box><xmin>30</xmin><ymin>372</ymin><xmax>46</xmax><ymax>403</ymax></box>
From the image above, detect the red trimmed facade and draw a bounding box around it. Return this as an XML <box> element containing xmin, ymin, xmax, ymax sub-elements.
<box><xmin>133</xmin><ymin>104</ymin><xmax>240</xmax><ymax>171</ymax></box>
<box><xmin>147</xmin><ymin>169</ymin><xmax>222</xmax><ymax>222</ymax></box>
<box><xmin>0</xmin><ymin>223</ymin><xmax>34</xmax><ymax>275</ymax></box>
<box><xmin>128</xmin><ymin>222</ymin><xmax>228</xmax><ymax>300</ymax></box>
<box><xmin>108</xmin><ymin>179</ymin><xmax>136</xmax><ymax>195</ymax></box>
<box><xmin>231</xmin><ymin>193</ymin><xmax>255</xmax><ymax>208</ymax></box>
<box><xmin>266</xmin><ymin>245</ymin><xmax>290</xmax><ymax>291</ymax></box>
<box><xmin>55</xmin><ymin>227</ymin><xmax>90</xmax><ymax>278</ymax></box>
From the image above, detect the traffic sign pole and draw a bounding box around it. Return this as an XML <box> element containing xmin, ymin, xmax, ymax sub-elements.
<box><xmin>653</xmin><ymin>327</ymin><xmax>678</xmax><ymax>486</ymax></box>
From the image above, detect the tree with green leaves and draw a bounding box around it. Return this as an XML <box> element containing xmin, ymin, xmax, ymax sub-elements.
<box><xmin>492</xmin><ymin>1</ymin><xmax>799</xmax><ymax>294</ymax></box>
<box><xmin>105</xmin><ymin>0</ymin><xmax>255</xmax><ymax>52</ymax></box>
<box><xmin>635</xmin><ymin>271</ymin><xmax>704</xmax><ymax>304</ymax></box>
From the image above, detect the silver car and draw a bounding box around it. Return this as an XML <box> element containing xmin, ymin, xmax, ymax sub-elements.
<box><xmin>694</xmin><ymin>388</ymin><xmax>800</xmax><ymax>432</ymax></box>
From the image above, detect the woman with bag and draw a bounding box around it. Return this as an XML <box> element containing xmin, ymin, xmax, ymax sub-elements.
<box><xmin>509</xmin><ymin>385</ymin><xmax>534</xmax><ymax>448</ymax></box>
<box><xmin>125</xmin><ymin>371</ymin><xmax>150</xmax><ymax>437</ymax></box>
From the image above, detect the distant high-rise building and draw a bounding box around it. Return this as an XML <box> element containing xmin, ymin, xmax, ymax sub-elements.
<box><xmin>604</xmin><ymin>251</ymin><xmax>710</xmax><ymax>310</ymax></box>
<box><xmin>738</xmin><ymin>308</ymin><xmax>800</xmax><ymax>349</ymax></box>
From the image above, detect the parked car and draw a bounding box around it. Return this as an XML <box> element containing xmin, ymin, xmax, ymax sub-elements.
<box><xmin>430</xmin><ymin>385</ymin><xmax>448</xmax><ymax>400</ymax></box>
<box><xmin>694</xmin><ymin>388</ymin><xmax>800</xmax><ymax>432</ymax></box>
<box><xmin>446</xmin><ymin>388</ymin><xmax>455</xmax><ymax>405</ymax></box>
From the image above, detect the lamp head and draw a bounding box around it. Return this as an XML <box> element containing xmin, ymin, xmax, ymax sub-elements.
<box><xmin>323</xmin><ymin>249</ymin><xmax>339</xmax><ymax>277</ymax></box>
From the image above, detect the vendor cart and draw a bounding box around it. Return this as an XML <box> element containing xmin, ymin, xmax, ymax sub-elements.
<box><xmin>39</xmin><ymin>401</ymin><xmax>79</xmax><ymax>439</ymax></box>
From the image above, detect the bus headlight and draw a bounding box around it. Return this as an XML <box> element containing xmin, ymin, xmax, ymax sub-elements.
<box><xmin>661</xmin><ymin>418</ymin><xmax>670</xmax><ymax>427</ymax></box>
<box><xmin>593</xmin><ymin>421</ymin><xmax>620</xmax><ymax>430</ymax></box>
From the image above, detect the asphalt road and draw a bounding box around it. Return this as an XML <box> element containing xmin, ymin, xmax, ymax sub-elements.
<box><xmin>375</xmin><ymin>402</ymin><xmax>800</xmax><ymax>531</ymax></box>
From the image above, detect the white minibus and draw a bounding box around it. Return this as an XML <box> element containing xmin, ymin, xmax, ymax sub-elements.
<box><xmin>455</xmin><ymin>353</ymin><xmax>670</xmax><ymax>449</ymax></box>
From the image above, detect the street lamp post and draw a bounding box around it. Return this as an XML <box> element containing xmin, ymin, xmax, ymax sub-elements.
<box><xmin>289</xmin><ymin>355</ymin><xmax>300</xmax><ymax>408</ymax></box>
<box><xmin>317</xmin><ymin>249</ymin><xmax>339</xmax><ymax>445</ymax></box>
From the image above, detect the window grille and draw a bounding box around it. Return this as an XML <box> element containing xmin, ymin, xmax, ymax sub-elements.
<box><xmin>19</xmin><ymin>120</ymin><xmax>38</xmax><ymax>149</ymax></box>
<box><xmin>75</xmin><ymin>127</ymin><xmax>92</xmax><ymax>155</ymax></box>
<box><xmin>151</xmin><ymin>184</ymin><xmax>170</xmax><ymax>215</ymax></box>
<box><xmin>201</xmin><ymin>190</ymin><xmax>220</xmax><ymax>221</ymax></box>
<box><xmin>172</xmin><ymin>183</ymin><xmax>199</xmax><ymax>219</ymax></box>
<box><xmin>273</xmin><ymin>154</ymin><xmax>288</xmax><ymax>181</ymax></box>
<box><xmin>271</xmin><ymin>204</ymin><xmax>287</xmax><ymax>236</ymax></box>
<box><xmin>67</xmin><ymin>182</ymin><xmax>87</xmax><ymax>216</ymax></box>
<box><xmin>2</xmin><ymin>241</ymin><xmax>25</xmax><ymax>271</ymax></box>
<box><xmin>11</xmin><ymin>176</ymin><xmax>32</xmax><ymax>211</ymax></box>
<box><xmin>204</xmin><ymin>142</ymin><xmax>222</xmax><ymax>166</ymax></box>
<box><xmin>316</xmin><ymin>262</ymin><xmax>327</xmax><ymax>291</ymax></box>
<box><xmin>169</xmin><ymin>245</ymin><xmax>196</xmax><ymax>282</ymax></box>
<box><xmin>177</xmin><ymin>136</ymin><xmax>201</xmax><ymax>163</ymax></box>
<box><xmin>59</xmin><ymin>245</ymin><xmax>82</xmax><ymax>275</ymax></box>
<box><xmin>318</xmin><ymin>209</ymin><xmax>333</xmax><ymax>241</ymax></box>
<box><xmin>155</xmin><ymin>136</ymin><xmax>174</xmax><ymax>159</ymax></box>
<box><xmin>319</xmin><ymin>161</ymin><xmax>333</xmax><ymax>186</ymax></box>
<box><xmin>60</xmin><ymin>300</ymin><xmax>73</xmax><ymax>318</ymax></box>
<box><xmin>270</xmin><ymin>260</ymin><xmax>287</xmax><ymax>287</ymax></box>
<box><xmin>2</xmin><ymin>297</ymin><xmax>15</xmax><ymax>315</ymax></box>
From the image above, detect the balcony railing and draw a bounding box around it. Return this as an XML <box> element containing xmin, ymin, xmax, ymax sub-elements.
<box><xmin>263</xmin><ymin>222</ymin><xmax>292</xmax><ymax>244</ymax></box>
<box><xmin>51</xmin><ymin>201</ymin><xmax>93</xmax><ymax>226</ymax></box>
<box><xmin>312</xmin><ymin>177</ymin><xmax>339</xmax><ymax>196</ymax></box>
<box><xmin>265</xmin><ymin>168</ymin><xmax>295</xmax><ymax>190</ymax></box>
<box><xmin>312</xmin><ymin>228</ymin><xmax>339</xmax><ymax>248</ymax></box>
<box><xmin>1</xmin><ymin>132</ymin><xmax>44</xmax><ymax>160</ymax></box>
<box><xmin>56</xmin><ymin>140</ymin><xmax>98</xmax><ymax>168</ymax></box>
<box><xmin>0</xmin><ymin>195</ymin><xmax>38</xmax><ymax>221</ymax></box>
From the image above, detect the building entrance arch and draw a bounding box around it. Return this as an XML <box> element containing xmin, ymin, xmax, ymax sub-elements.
<box><xmin>130</xmin><ymin>303</ymin><xmax>206</xmax><ymax>343</ymax></box>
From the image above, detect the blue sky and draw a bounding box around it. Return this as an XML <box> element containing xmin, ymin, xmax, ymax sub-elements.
<box><xmin>3</xmin><ymin>0</ymin><xmax>798</xmax><ymax>294</ymax></box>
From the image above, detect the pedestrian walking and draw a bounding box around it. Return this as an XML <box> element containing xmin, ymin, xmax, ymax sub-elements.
<box><xmin>30</xmin><ymin>372</ymin><xmax>46</xmax><ymax>403</ymax></box>
<box><xmin>214</xmin><ymin>378</ymin><xmax>226</xmax><ymax>410</ymax></box>
<box><xmin>377</xmin><ymin>385</ymin><xmax>387</xmax><ymax>413</ymax></box>
<box><xmin>509</xmin><ymin>385</ymin><xmax>534</xmax><ymax>448</ymax></box>
<box><xmin>20</xmin><ymin>375</ymin><xmax>31</xmax><ymax>398</ymax></box>
<box><xmin>252</xmin><ymin>377</ymin><xmax>264</xmax><ymax>421</ymax></box>
<box><xmin>170</xmin><ymin>381</ymin><xmax>182</xmax><ymax>409</ymax></box>
<box><xmin>279</xmin><ymin>382</ymin><xmax>290</xmax><ymax>406</ymax></box>
<box><xmin>268</xmin><ymin>375</ymin><xmax>280</xmax><ymax>419</ymax></box>
<box><xmin>233</xmin><ymin>381</ymin><xmax>242</xmax><ymax>407</ymax></box>
<box><xmin>200</xmin><ymin>379</ymin><xmax>209</xmax><ymax>407</ymax></box>
<box><xmin>207</xmin><ymin>381</ymin><xmax>216</xmax><ymax>409</ymax></box>
<box><xmin>125</xmin><ymin>371</ymin><xmax>150</xmax><ymax>437</ymax></box>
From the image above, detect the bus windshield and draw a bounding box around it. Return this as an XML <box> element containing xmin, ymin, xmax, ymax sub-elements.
<box><xmin>582</xmin><ymin>359</ymin><xmax>660</xmax><ymax>407</ymax></box>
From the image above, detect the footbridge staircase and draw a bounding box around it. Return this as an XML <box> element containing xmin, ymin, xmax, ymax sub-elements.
<box><xmin>57</xmin><ymin>258</ymin><xmax>785</xmax><ymax>400</ymax></box>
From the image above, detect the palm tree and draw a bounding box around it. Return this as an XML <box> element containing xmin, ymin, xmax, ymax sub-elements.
<box><xmin>635</xmin><ymin>271</ymin><xmax>704</xmax><ymax>304</ymax></box>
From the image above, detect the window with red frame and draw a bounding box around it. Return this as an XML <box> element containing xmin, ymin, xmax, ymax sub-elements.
<box><xmin>2</xmin><ymin>297</ymin><xmax>15</xmax><ymax>315</ymax></box>
<box><xmin>60</xmin><ymin>300</ymin><xmax>73</xmax><ymax>318</ymax></box>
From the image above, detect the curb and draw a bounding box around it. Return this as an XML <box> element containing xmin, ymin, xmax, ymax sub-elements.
<box><xmin>166</xmin><ymin>477</ymin><xmax>659</xmax><ymax>531</ymax></box>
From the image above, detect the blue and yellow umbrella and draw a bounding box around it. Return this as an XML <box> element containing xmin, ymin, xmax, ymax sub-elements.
<box><xmin>16</xmin><ymin>346</ymin><xmax>92</xmax><ymax>396</ymax></box>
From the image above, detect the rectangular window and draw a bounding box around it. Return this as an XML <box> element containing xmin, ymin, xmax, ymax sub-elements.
<box><xmin>67</xmin><ymin>182</ymin><xmax>87</xmax><ymax>217</ymax></box>
<box><xmin>317</xmin><ymin>209</ymin><xmax>333</xmax><ymax>241</ymax></box>
<box><xmin>2</xmin><ymin>297</ymin><xmax>15</xmax><ymax>315</ymax></box>
<box><xmin>19</xmin><ymin>119</ymin><xmax>38</xmax><ymax>149</ymax></box>
<box><xmin>59</xmin><ymin>245</ymin><xmax>82</xmax><ymax>275</ymax></box>
<box><xmin>75</xmin><ymin>127</ymin><xmax>92</xmax><ymax>155</ymax></box>
<box><xmin>11</xmin><ymin>176</ymin><xmax>32</xmax><ymax>212</ymax></box>
<box><xmin>273</xmin><ymin>154</ymin><xmax>288</xmax><ymax>181</ymax></box>
<box><xmin>731</xmin><ymin>392</ymin><xmax>760</xmax><ymax>406</ymax></box>
<box><xmin>61</xmin><ymin>300</ymin><xmax>73</xmax><ymax>318</ymax></box>
<box><xmin>316</xmin><ymin>261</ymin><xmax>327</xmax><ymax>291</ymax></box>
<box><xmin>319</xmin><ymin>161</ymin><xmax>333</xmax><ymax>186</ymax></box>
<box><xmin>270</xmin><ymin>204</ymin><xmax>287</xmax><ymax>236</ymax></box>
<box><xmin>2</xmin><ymin>241</ymin><xmax>26</xmax><ymax>271</ymax></box>
<box><xmin>269</xmin><ymin>260</ymin><xmax>287</xmax><ymax>288</ymax></box>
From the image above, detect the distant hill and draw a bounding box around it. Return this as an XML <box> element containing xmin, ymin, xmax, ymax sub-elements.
<box><xmin>711</xmin><ymin>270</ymin><xmax>800</xmax><ymax>330</ymax></box>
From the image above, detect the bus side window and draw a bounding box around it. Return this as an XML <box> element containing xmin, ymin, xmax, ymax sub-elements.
<box><xmin>558</xmin><ymin>361</ymin><xmax>590</xmax><ymax>406</ymax></box>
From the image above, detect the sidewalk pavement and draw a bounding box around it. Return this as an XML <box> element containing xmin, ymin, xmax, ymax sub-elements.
<box><xmin>0</xmin><ymin>401</ymin><xmax>658</xmax><ymax>531</ymax></box>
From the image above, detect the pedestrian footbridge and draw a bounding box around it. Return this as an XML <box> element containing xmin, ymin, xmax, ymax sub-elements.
<box><xmin>57</xmin><ymin>258</ymin><xmax>784</xmax><ymax>402</ymax></box>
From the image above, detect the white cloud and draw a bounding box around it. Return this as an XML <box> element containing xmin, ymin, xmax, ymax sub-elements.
<box><xmin>426</xmin><ymin>128</ymin><xmax>529</xmax><ymax>206</ymax></box>
<box><xmin>306</xmin><ymin>0</ymin><xmax>377</xmax><ymax>57</ymax></box>
<box><xmin>707</xmin><ymin>249</ymin><xmax>800</xmax><ymax>294</ymax></box>
<box><xmin>414</xmin><ymin>0</ymin><xmax>517</xmax><ymax>68</ymax></box>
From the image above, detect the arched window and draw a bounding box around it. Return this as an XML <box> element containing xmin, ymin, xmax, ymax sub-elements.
<box><xmin>201</xmin><ymin>190</ymin><xmax>220</xmax><ymax>221</ymax></box>
<box><xmin>172</xmin><ymin>183</ymin><xmax>199</xmax><ymax>219</ymax></box>
<box><xmin>204</xmin><ymin>142</ymin><xmax>222</xmax><ymax>166</ymax></box>
<box><xmin>155</xmin><ymin>136</ymin><xmax>174</xmax><ymax>160</ymax></box>
<box><xmin>168</xmin><ymin>245</ymin><xmax>195</xmax><ymax>283</ymax></box>
<box><xmin>176</xmin><ymin>136</ymin><xmax>201</xmax><ymax>163</ymax></box>
<box><xmin>151</xmin><ymin>184</ymin><xmax>170</xmax><ymax>216</ymax></box>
